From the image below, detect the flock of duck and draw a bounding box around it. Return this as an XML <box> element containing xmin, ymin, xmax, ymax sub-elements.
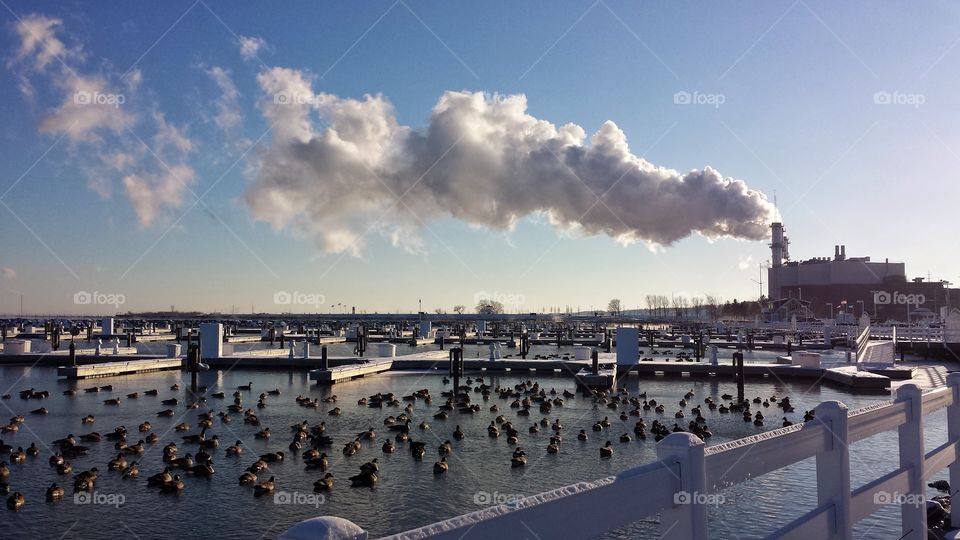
<box><xmin>0</xmin><ymin>374</ymin><xmax>818</xmax><ymax>512</ymax></box>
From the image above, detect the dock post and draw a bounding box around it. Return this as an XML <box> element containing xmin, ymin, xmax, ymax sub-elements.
<box><xmin>321</xmin><ymin>345</ymin><xmax>329</xmax><ymax>370</ymax></box>
<box><xmin>656</xmin><ymin>432</ymin><xmax>707</xmax><ymax>539</ymax></box>
<box><xmin>947</xmin><ymin>373</ymin><xmax>960</xmax><ymax>529</ymax></box>
<box><xmin>69</xmin><ymin>339</ymin><xmax>76</xmax><ymax>367</ymax></box>
<box><xmin>734</xmin><ymin>352</ymin><xmax>745</xmax><ymax>404</ymax></box>
<box><xmin>591</xmin><ymin>349</ymin><xmax>599</xmax><ymax>375</ymax></box>
<box><xmin>449</xmin><ymin>347</ymin><xmax>463</xmax><ymax>398</ymax></box>
<box><xmin>895</xmin><ymin>384</ymin><xmax>926</xmax><ymax>539</ymax></box>
<box><xmin>813</xmin><ymin>400</ymin><xmax>851</xmax><ymax>540</ymax></box>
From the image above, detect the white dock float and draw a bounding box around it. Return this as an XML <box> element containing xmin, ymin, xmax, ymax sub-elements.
<box><xmin>309</xmin><ymin>358</ymin><xmax>394</xmax><ymax>385</ymax></box>
<box><xmin>57</xmin><ymin>357</ymin><xmax>183</xmax><ymax>379</ymax></box>
<box><xmin>574</xmin><ymin>365</ymin><xmax>617</xmax><ymax>388</ymax></box>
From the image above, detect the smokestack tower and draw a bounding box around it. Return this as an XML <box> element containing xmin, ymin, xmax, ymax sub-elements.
<box><xmin>771</xmin><ymin>222</ymin><xmax>786</xmax><ymax>268</ymax></box>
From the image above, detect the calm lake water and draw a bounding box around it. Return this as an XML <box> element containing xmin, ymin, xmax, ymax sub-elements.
<box><xmin>0</xmin><ymin>344</ymin><xmax>947</xmax><ymax>539</ymax></box>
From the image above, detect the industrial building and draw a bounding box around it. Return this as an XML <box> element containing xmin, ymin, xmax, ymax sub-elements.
<box><xmin>765</xmin><ymin>222</ymin><xmax>957</xmax><ymax>322</ymax></box>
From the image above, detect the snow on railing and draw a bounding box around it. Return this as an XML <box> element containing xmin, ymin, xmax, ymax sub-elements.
<box><xmin>280</xmin><ymin>375</ymin><xmax>960</xmax><ymax>540</ymax></box>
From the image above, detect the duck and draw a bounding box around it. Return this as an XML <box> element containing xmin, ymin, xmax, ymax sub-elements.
<box><xmin>6</xmin><ymin>491</ymin><xmax>24</xmax><ymax>511</ymax></box>
<box><xmin>10</xmin><ymin>448</ymin><xmax>25</xmax><ymax>464</ymax></box>
<box><xmin>25</xmin><ymin>443</ymin><xmax>39</xmax><ymax>457</ymax></box>
<box><xmin>122</xmin><ymin>461</ymin><xmax>140</xmax><ymax>479</ymax></box>
<box><xmin>108</xmin><ymin>453</ymin><xmax>128</xmax><ymax>470</ymax></box>
<box><xmin>433</xmin><ymin>456</ymin><xmax>449</xmax><ymax>475</ymax></box>
<box><xmin>305</xmin><ymin>454</ymin><xmax>329</xmax><ymax>471</ymax></box>
<box><xmin>453</xmin><ymin>425</ymin><xmax>465</xmax><ymax>440</ymax></box>
<box><xmin>239</xmin><ymin>471</ymin><xmax>258</xmax><ymax>485</ymax></box>
<box><xmin>600</xmin><ymin>441</ymin><xmax>614</xmax><ymax>458</ymax></box>
<box><xmin>619</xmin><ymin>433</ymin><xmax>632</xmax><ymax>443</ymax></box>
<box><xmin>45</xmin><ymin>483</ymin><xmax>65</xmax><ymax>502</ymax></box>
<box><xmin>147</xmin><ymin>467</ymin><xmax>174</xmax><ymax>486</ymax></box>
<box><xmin>382</xmin><ymin>439</ymin><xmax>395</xmax><ymax>453</ymax></box>
<box><xmin>81</xmin><ymin>415</ymin><xmax>95</xmax><ymax>424</ymax></box>
<box><xmin>160</xmin><ymin>475</ymin><xmax>185</xmax><ymax>493</ymax></box>
<box><xmin>510</xmin><ymin>448</ymin><xmax>528</xmax><ymax>467</ymax></box>
<box><xmin>56</xmin><ymin>461</ymin><xmax>73</xmax><ymax>475</ymax></box>
<box><xmin>225</xmin><ymin>441</ymin><xmax>242</xmax><ymax>455</ymax></box>
<box><xmin>252</xmin><ymin>475</ymin><xmax>276</xmax><ymax>496</ymax></box>
<box><xmin>313</xmin><ymin>473</ymin><xmax>334</xmax><ymax>492</ymax></box>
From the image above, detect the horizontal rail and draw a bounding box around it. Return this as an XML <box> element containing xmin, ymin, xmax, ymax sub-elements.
<box><xmin>850</xmin><ymin>468</ymin><xmax>910</xmax><ymax>523</ymax></box>
<box><xmin>381</xmin><ymin>462</ymin><xmax>676</xmax><ymax>540</ymax></box>
<box><xmin>848</xmin><ymin>401</ymin><xmax>909</xmax><ymax>444</ymax></box>
<box><xmin>924</xmin><ymin>440</ymin><xmax>958</xmax><ymax>481</ymax></box>
<box><xmin>704</xmin><ymin>423</ymin><xmax>826</xmax><ymax>490</ymax></box>
<box><xmin>767</xmin><ymin>502</ymin><xmax>834</xmax><ymax>540</ymax></box>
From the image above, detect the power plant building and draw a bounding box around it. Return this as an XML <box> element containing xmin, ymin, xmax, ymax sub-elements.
<box><xmin>765</xmin><ymin>222</ymin><xmax>957</xmax><ymax>322</ymax></box>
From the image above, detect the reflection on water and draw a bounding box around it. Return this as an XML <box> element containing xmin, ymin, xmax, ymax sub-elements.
<box><xmin>0</xmin><ymin>351</ymin><xmax>946</xmax><ymax>539</ymax></box>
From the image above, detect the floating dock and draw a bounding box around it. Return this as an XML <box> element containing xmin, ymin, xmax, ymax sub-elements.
<box><xmin>309</xmin><ymin>358</ymin><xmax>394</xmax><ymax>384</ymax></box>
<box><xmin>57</xmin><ymin>357</ymin><xmax>183</xmax><ymax>379</ymax></box>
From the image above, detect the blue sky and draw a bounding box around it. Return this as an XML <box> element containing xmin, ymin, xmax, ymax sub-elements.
<box><xmin>1</xmin><ymin>0</ymin><xmax>959</xmax><ymax>315</ymax></box>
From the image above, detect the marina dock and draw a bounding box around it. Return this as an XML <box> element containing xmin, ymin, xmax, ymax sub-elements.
<box><xmin>56</xmin><ymin>357</ymin><xmax>182</xmax><ymax>379</ymax></box>
<box><xmin>309</xmin><ymin>358</ymin><xmax>394</xmax><ymax>384</ymax></box>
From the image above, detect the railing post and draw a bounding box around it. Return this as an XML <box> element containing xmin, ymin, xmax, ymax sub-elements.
<box><xmin>656</xmin><ymin>432</ymin><xmax>707</xmax><ymax>539</ymax></box>
<box><xmin>895</xmin><ymin>383</ymin><xmax>926</xmax><ymax>539</ymax></box>
<box><xmin>814</xmin><ymin>400</ymin><xmax>851</xmax><ymax>540</ymax></box>
<box><xmin>948</xmin><ymin>372</ymin><xmax>960</xmax><ymax>529</ymax></box>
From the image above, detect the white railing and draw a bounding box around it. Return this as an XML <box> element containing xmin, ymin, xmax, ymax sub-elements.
<box><xmin>282</xmin><ymin>374</ymin><xmax>960</xmax><ymax>540</ymax></box>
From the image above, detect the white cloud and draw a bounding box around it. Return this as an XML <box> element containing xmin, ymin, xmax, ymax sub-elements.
<box><xmin>123</xmin><ymin>164</ymin><xmax>195</xmax><ymax>227</ymax></box>
<box><xmin>246</xmin><ymin>72</ymin><xmax>775</xmax><ymax>256</ymax></box>
<box><xmin>9</xmin><ymin>14</ymin><xmax>79</xmax><ymax>72</ymax></box>
<box><xmin>738</xmin><ymin>255</ymin><xmax>754</xmax><ymax>270</ymax></box>
<box><xmin>9</xmin><ymin>14</ymin><xmax>197</xmax><ymax>228</ymax></box>
<box><xmin>238</xmin><ymin>35</ymin><xmax>267</xmax><ymax>60</ymax></box>
<box><xmin>207</xmin><ymin>66</ymin><xmax>242</xmax><ymax>131</ymax></box>
<box><xmin>1</xmin><ymin>267</ymin><xmax>15</xmax><ymax>280</ymax></box>
<box><xmin>39</xmin><ymin>73</ymin><xmax>135</xmax><ymax>141</ymax></box>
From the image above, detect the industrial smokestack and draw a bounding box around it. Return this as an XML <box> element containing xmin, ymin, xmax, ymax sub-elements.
<box><xmin>841</xmin><ymin>245</ymin><xmax>846</xmax><ymax>260</ymax></box>
<box><xmin>835</xmin><ymin>245</ymin><xmax>840</xmax><ymax>260</ymax></box>
<box><xmin>245</xmin><ymin>78</ymin><xmax>776</xmax><ymax>254</ymax></box>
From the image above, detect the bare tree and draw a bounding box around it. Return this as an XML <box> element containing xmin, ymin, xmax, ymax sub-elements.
<box><xmin>607</xmin><ymin>299</ymin><xmax>622</xmax><ymax>317</ymax></box>
<box><xmin>453</xmin><ymin>305</ymin><xmax>465</xmax><ymax>315</ymax></box>
<box><xmin>476</xmin><ymin>299</ymin><xmax>504</xmax><ymax>315</ymax></box>
<box><xmin>690</xmin><ymin>296</ymin><xmax>703</xmax><ymax>319</ymax></box>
